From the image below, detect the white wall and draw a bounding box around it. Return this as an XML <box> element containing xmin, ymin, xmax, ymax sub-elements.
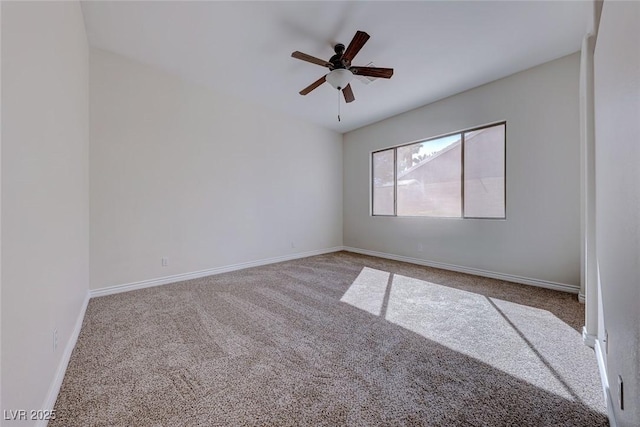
<box><xmin>344</xmin><ymin>53</ymin><xmax>581</xmax><ymax>287</ymax></box>
<box><xmin>1</xmin><ymin>1</ymin><xmax>89</xmax><ymax>422</ymax></box>
<box><xmin>594</xmin><ymin>1</ymin><xmax>640</xmax><ymax>425</ymax></box>
<box><xmin>90</xmin><ymin>49</ymin><xmax>343</xmax><ymax>290</ymax></box>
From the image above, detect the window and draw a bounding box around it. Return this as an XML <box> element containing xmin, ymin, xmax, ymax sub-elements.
<box><xmin>372</xmin><ymin>122</ymin><xmax>505</xmax><ymax>219</ymax></box>
<box><xmin>372</xmin><ymin>150</ymin><xmax>395</xmax><ymax>215</ymax></box>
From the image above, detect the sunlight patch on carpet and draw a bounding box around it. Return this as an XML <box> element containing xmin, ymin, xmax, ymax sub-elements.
<box><xmin>339</xmin><ymin>267</ymin><xmax>390</xmax><ymax>316</ymax></box>
<box><xmin>341</xmin><ymin>267</ymin><xmax>594</xmax><ymax>405</ymax></box>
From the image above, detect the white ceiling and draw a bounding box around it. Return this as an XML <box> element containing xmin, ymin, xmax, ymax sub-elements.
<box><xmin>81</xmin><ymin>1</ymin><xmax>592</xmax><ymax>133</ymax></box>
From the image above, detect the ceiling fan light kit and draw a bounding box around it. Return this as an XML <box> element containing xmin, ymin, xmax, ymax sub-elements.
<box><xmin>326</xmin><ymin>69</ymin><xmax>354</xmax><ymax>90</ymax></box>
<box><xmin>291</xmin><ymin>30</ymin><xmax>394</xmax><ymax>122</ymax></box>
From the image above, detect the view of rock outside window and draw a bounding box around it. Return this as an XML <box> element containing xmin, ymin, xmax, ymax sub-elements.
<box><xmin>397</xmin><ymin>135</ymin><xmax>462</xmax><ymax>217</ymax></box>
<box><xmin>372</xmin><ymin>122</ymin><xmax>505</xmax><ymax>218</ymax></box>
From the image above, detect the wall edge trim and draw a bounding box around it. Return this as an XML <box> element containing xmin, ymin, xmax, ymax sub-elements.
<box><xmin>595</xmin><ymin>337</ymin><xmax>617</xmax><ymax>427</ymax></box>
<box><xmin>343</xmin><ymin>246</ymin><xmax>579</xmax><ymax>294</ymax></box>
<box><xmin>90</xmin><ymin>247</ymin><xmax>345</xmax><ymax>298</ymax></box>
<box><xmin>582</xmin><ymin>326</ymin><xmax>597</xmax><ymax>348</ymax></box>
<box><xmin>38</xmin><ymin>291</ymin><xmax>90</xmax><ymax>427</ymax></box>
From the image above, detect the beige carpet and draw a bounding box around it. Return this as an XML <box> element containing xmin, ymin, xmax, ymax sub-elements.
<box><xmin>52</xmin><ymin>251</ymin><xmax>608</xmax><ymax>426</ymax></box>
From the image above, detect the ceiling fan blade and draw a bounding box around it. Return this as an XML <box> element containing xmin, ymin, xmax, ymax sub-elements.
<box><xmin>291</xmin><ymin>51</ymin><xmax>332</xmax><ymax>68</ymax></box>
<box><xmin>342</xmin><ymin>84</ymin><xmax>355</xmax><ymax>103</ymax></box>
<box><xmin>299</xmin><ymin>75</ymin><xmax>327</xmax><ymax>95</ymax></box>
<box><xmin>342</xmin><ymin>31</ymin><xmax>370</xmax><ymax>62</ymax></box>
<box><xmin>350</xmin><ymin>66</ymin><xmax>394</xmax><ymax>79</ymax></box>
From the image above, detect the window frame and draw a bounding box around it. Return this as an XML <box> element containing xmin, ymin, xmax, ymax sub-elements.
<box><xmin>371</xmin><ymin>121</ymin><xmax>506</xmax><ymax>219</ymax></box>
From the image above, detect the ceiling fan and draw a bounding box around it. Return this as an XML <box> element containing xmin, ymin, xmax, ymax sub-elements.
<box><xmin>291</xmin><ymin>30</ymin><xmax>394</xmax><ymax>104</ymax></box>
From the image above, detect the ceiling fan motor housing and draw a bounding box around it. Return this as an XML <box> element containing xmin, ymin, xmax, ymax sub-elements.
<box><xmin>330</xmin><ymin>43</ymin><xmax>349</xmax><ymax>69</ymax></box>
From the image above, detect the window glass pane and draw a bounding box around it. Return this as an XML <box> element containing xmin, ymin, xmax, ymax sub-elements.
<box><xmin>397</xmin><ymin>135</ymin><xmax>462</xmax><ymax>217</ymax></box>
<box><xmin>372</xmin><ymin>150</ymin><xmax>394</xmax><ymax>215</ymax></box>
<box><xmin>464</xmin><ymin>124</ymin><xmax>505</xmax><ymax>218</ymax></box>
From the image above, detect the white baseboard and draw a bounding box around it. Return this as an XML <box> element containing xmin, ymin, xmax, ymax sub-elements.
<box><xmin>595</xmin><ymin>338</ymin><xmax>617</xmax><ymax>427</ymax></box>
<box><xmin>578</xmin><ymin>291</ymin><xmax>586</xmax><ymax>303</ymax></box>
<box><xmin>342</xmin><ymin>246</ymin><xmax>579</xmax><ymax>294</ymax></box>
<box><xmin>37</xmin><ymin>291</ymin><xmax>90</xmax><ymax>427</ymax></box>
<box><xmin>90</xmin><ymin>246</ymin><xmax>345</xmax><ymax>298</ymax></box>
<box><xmin>582</xmin><ymin>326</ymin><xmax>596</xmax><ymax>348</ymax></box>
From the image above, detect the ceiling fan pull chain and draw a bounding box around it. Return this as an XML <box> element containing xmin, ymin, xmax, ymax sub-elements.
<box><xmin>338</xmin><ymin>90</ymin><xmax>341</xmax><ymax>122</ymax></box>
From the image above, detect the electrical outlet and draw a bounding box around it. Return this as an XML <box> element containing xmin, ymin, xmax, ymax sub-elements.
<box><xmin>618</xmin><ymin>375</ymin><xmax>624</xmax><ymax>410</ymax></box>
<box><xmin>53</xmin><ymin>329</ymin><xmax>58</xmax><ymax>352</ymax></box>
<box><xmin>417</xmin><ymin>243</ymin><xmax>424</xmax><ymax>252</ymax></box>
<box><xmin>161</xmin><ymin>257</ymin><xmax>168</xmax><ymax>267</ymax></box>
<box><xmin>291</xmin><ymin>242</ymin><xmax>296</xmax><ymax>249</ymax></box>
